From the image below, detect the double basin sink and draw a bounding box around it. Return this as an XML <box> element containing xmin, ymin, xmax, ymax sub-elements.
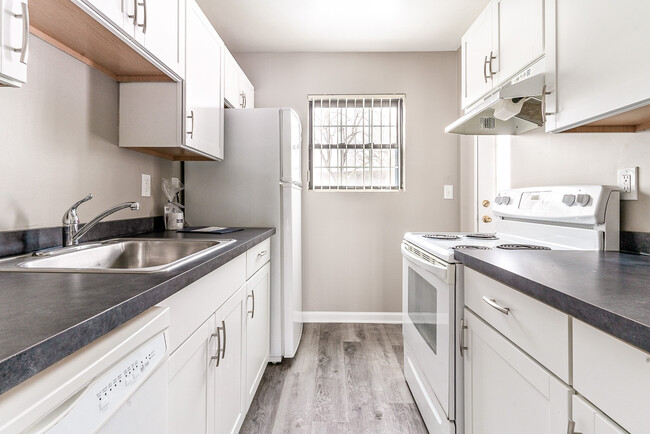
<box><xmin>0</xmin><ymin>238</ymin><xmax>236</xmax><ymax>273</ymax></box>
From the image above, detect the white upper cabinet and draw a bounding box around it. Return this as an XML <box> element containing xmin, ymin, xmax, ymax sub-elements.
<box><xmin>0</xmin><ymin>0</ymin><xmax>28</xmax><ymax>87</ymax></box>
<box><xmin>496</xmin><ymin>0</ymin><xmax>544</xmax><ymax>83</ymax></box>
<box><xmin>224</xmin><ymin>48</ymin><xmax>254</xmax><ymax>109</ymax></box>
<box><xmin>84</xmin><ymin>0</ymin><xmax>125</xmax><ymax>31</ymax></box>
<box><xmin>140</xmin><ymin>0</ymin><xmax>185</xmax><ymax>77</ymax></box>
<box><xmin>85</xmin><ymin>0</ymin><xmax>184</xmax><ymax>77</ymax></box>
<box><xmin>548</xmin><ymin>0</ymin><xmax>650</xmax><ymax>133</ymax></box>
<box><xmin>461</xmin><ymin>0</ymin><xmax>544</xmax><ymax>109</ymax></box>
<box><xmin>119</xmin><ymin>0</ymin><xmax>223</xmax><ymax>161</ymax></box>
<box><xmin>185</xmin><ymin>0</ymin><xmax>224</xmax><ymax>158</ymax></box>
<box><xmin>239</xmin><ymin>71</ymin><xmax>254</xmax><ymax>108</ymax></box>
<box><xmin>461</xmin><ymin>1</ymin><xmax>496</xmax><ymax>109</ymax></box>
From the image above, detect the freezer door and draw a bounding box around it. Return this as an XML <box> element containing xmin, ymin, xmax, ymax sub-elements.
<box><xmin>281</xmin><ymin>109</ymin><xmax>302</xmax><ymax>185</ymax></box>
<box><xmin>281</xmin><ymin>182</ymin><xmax>303</xmax><ymax>357</ymax></box>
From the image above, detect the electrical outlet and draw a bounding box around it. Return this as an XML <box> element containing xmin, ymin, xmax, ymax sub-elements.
<box><xmin>617</xmin><ymin>167</ymin><xmax>638</xmax><ymax>200</ymax></box>
<box><xmin>141</xmin><ymin>174</ymin><xmax>151</xmax><ymax>197</ymax></box>
<box><xmin>444</xmin><ymin>184</ymin><xmax>454</xmax><ymax>200</ymax></box>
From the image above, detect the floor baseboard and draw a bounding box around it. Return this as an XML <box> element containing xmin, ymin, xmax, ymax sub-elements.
<box><xmin>301</xmin><ymin>311</ymin><xmax>402</xmax><ymax>324</ymax></box>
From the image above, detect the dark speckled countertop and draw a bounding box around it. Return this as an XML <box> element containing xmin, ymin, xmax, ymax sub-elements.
<box><xmin>454</xmin><ymin>250</ymin><xmax>650</xmax><ymax>354</ymax></box>
<box><xmin>0</xmin><ymin>228</ymin><xmax>275</xmax><ymax>396</ymax></box>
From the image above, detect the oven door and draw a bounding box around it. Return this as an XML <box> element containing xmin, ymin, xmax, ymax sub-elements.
<box><xmin>401</xmin><ymin>241</ymin><xmax>455</xmax><ymax>420</ymax></box>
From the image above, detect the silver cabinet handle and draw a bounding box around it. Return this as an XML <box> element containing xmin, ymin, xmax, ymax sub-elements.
<box><xmin>127</xmin><ymin>0</ymin><xmax>137</xmax><ymax>24</ymax></box>
<box><xmin>257</xmin><ymin>250</ymin><xmax>267</xmax><ymax>258</ymax></box>
<box><xmin>459</xmin><ymin>318</ymin><xmax>468</xmax><ymax>356</ymax></box>
<box><xmin>137</xmin><ymin>0</ymin><xmax>147</xmax><ymax>34</ymax></box>
<box><xmin>248</xmin><ymin>290</ymin><xmax>255</xmax><ymax>318</ymax></box>
<box><xmin>186</xmin><ymin>110</ymin><xmax>194</xmax><ymax>139</ymax></box>
<box><xmin>220</xmin><ymin>320</ymin><xmax>226</xmax><ymax>361</ymax></box>
<box><xmin>13</xmin><ymin>2</ymin><xmax>30</xmax><ymax>64</ymax></box>
<box><xmin>541</xmin><ymin>84</ymin><xmax>553</xmax><ymax>124</ymax></box>
<box><xmin>210</xmin><ymin>326</ymin><xmax>222</xmax><ymax>367</ymax></box>
<box><xmin>483</xmin><ymin>51</ymin><xmax>496</xmax><ymax>83</ymax></box>
<box><xmin>567</xmin><ymin>420</ymin><xmax>582</xmax><ymax>434</ymax></box>
<box><xmin>482</xmin><ymin>296</ymin><xmax>510</xmax><ymax>315</ymax></box>
<box><xmin>240</xmin><ymin>91</ymin><xmax>246</xmax><ymax>108</ymax></box>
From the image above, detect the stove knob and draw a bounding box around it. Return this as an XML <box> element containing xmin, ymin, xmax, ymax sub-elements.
<box><xmin>500</xmin><ymin>196</ymin><xmax>511</xmax><ymax>205</ymax></box>
<box><xmin>494</xmin><ymin>196</ymin><xmax>503</xmax><ymax>205</ymax></box>
<box><xmin>576</xmin><ymin>194</ymin><xmax>591</xmax><ymax>207</ymax></box>
<box><xmin>562</xmin><ymin>194</ymin><xmax>576</xmax><ymax>206</ymax></box>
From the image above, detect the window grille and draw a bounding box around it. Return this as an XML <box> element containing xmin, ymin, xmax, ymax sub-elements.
<box><xmin>308</xmin><ymin>94</ymin><xmax>405</xmax><ymax>191</ymax></box>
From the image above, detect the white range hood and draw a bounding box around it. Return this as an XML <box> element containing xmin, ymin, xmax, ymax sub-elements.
<box><xmin>446</xmin><ymin>61</ymin><xmax>547</xmax><ymax>135</ymax></box>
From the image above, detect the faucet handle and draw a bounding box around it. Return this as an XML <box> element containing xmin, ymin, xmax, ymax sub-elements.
<box><xmin>63</xmin><ymin>193</ymin><xmax>93</xmax><ymax>224</ymax></box>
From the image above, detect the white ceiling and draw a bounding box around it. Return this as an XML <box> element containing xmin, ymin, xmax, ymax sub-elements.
<box><xmin>197</xmin><ymin>0</ymin><xmax>490</xmax><ymax>53</ymax></box>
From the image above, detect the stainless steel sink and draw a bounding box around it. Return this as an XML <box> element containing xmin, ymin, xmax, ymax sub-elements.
<box><xmin>1</xmin><ymin>238</ymin><xmax>236</xmax><ymax>273</ymax></box>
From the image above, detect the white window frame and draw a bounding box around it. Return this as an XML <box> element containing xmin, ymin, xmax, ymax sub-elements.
<box><xmin>308</xmin><ymin>94</ymin><xmax>405</xmax><ymax>191</ymax></box>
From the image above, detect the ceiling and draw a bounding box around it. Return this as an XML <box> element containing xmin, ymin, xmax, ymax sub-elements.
<box><xmin>197</xmin><ymin>0</ymin><xmax>490</xmax><ymax>53</ymax></box>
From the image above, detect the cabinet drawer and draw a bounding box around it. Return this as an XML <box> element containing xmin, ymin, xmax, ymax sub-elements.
<box><xmin>464</xmin><ymin>268</ymin><xmax>570</xmax><ymax>383</ymax></box>
<box><xmin>573</xmin><ymin>320</ymin><xmax>649</xmax><ymax>433</ymax></box>
<box><xmin>157</xmin><ymin>253</ymin><xmax>246</xmax><ymax>353</ymax></box>
<box><xmin>246</xmin><ymin>238</ymin><xmax>270</xmax><ymax>279</ymax></box>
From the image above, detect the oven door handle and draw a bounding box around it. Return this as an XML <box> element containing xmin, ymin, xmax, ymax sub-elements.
<box><xmin>401</xmin><ymin>243</ymin><xmax>452</xmax><ymax>283</ymax></box>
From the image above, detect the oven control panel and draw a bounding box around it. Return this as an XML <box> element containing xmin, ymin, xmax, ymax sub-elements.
<box><xmin>493</xmin><ymin>185</ymin><xmax>619</xmax><ymax>225</ymax></box>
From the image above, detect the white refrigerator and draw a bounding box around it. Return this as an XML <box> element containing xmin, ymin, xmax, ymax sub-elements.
<box><xmin>185</xmin><ymin>108</ymin><xmax>303</xmax><ymax>360</ymax></box>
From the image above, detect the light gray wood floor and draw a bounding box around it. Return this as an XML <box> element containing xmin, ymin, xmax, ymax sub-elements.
<box><xmin>240</xmin><ymin>323</ymin><xmax>428</xmax><ymax>433</ymax></box>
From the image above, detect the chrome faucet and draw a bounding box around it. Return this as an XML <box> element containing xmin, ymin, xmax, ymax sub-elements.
<box><xmin>62</xmin><ymin>194</ymin><xmax>140</xmax><ymax>246</ymax></box>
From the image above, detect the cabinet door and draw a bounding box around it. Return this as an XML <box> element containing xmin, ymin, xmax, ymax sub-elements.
<box><xmin>214</xmin><ymin>285</ymin><xmax>246</xmax><ymax>434</ymax></box>
<box><xmin>552</xmin><ymin>0</ymin><xmax>650</xmax><ymax>131</ymax></box>
<box><xmin>239</xmin><ymin>71</ymin><xmax>254</xmax><ymax>108</ymax></box>
<box><xmin>224</xmin><ymin>50</ymin><xmax>239</xmax><ymax>108</ymax></box>
<box><xmin>496</xmin><ymin>0</ymin><xmax>543</xmax><ymax>83</ymax></box>
<box><xmin>185</xmin><ymin>0</ymin><xmax>224</xmax><ymax>159</ymax></box>
<box><xmin>572</xmin><ymin>395</ymin><xmax>627</xmax><ymax>434</ymax></box>
<box><xmin>0</xmin><ymin>0</ymin><xmax>28</xmax><ymax>86</ymax></box>
<box><xmin>461</xmin><ymin>0</ymin><xmax>496</xmax><ymax>109</ymax></box>
<box><xmin>245</xmin><ymin>263</ymin><xmax>270</xmax><ymax>407</ymax></box>
<box><xmin>142</xmin><ymin>0</ymin><xmax>184</xmax><ymax>78</ymax></box>
<box><xmin>463</xmin><ymin>308</ymin><xmax>571</xmax><ymax>434</ymax></box>
<box><xmin>84</xmin><ymin>0</ymin><xmax>126</xmax><ymax>31</ymax></box>
<box><xmin>168</xmin><ymin>316</ymin><xmax>215</xmax><ymax>434</ymax></box>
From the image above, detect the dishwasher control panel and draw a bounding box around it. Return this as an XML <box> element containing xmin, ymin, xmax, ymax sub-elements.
<box><xmin>95</xmin><ymin>335</ymin><xmax>164</xmax><ymax>412</ymax></box>
<box><xmin>44</xmin><ymin>332</ymin><xmax>167</xmax><ymax>433</ymax></box>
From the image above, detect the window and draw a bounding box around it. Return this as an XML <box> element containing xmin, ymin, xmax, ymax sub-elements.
<box><xmin>308</xmin><ymin>95</ymin><xmax>405</xmax><ymax>190</ymax></box>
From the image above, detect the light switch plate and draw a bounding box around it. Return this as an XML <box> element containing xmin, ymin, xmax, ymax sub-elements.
<box><xmin>444</xmin><ymin>184</ymin><xmax>454</xmax><ymax>199</ymax></box>
<box><xmin>141</xmin><ymin>174</ymin><xmax>151</xmax><ymax>197</ymax></box>
<box><xmin>617</xmin><ymin>167</ymin><xmax>638</xmax><ymax>200</ymax></box>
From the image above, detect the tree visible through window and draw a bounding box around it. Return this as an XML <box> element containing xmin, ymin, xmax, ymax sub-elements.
<box><xmin>308</xmin><ymin>95</ymin><xmax>405</xmax><ymax>190</ymax></box>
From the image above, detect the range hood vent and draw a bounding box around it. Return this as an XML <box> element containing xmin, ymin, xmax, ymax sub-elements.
<box><xmin>446</xmin><ymin>65</ymin><xmax>546</xmax><ymax>136</ymax></box>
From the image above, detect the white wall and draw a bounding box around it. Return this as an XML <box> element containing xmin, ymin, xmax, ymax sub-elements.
<box><xmin>0</xmin><ymin>37</ymin><xmax>174</xmax><ymax>231</ymax></box>
<box><xmin>508</xmin><ymin>130</ymin><xmax>650</xmax><ymax>232</ymax></box>
<box><xmin>235</xmin><ymin>52</ymin><xmax>459</xmax><ymax>313</ymax></box>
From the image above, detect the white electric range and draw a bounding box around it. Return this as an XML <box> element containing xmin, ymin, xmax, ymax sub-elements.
<box><xmin>401</xmin><ymin>185</ymin><xmax>620</xmax><ymax>434</ymax></box>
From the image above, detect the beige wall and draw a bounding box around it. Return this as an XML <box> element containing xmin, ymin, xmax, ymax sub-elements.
<box><xmin>508</xmin><ymin>129</ymin><xmax>650</xmax><ymax>232</ymax></box>
<box><xmin>0</xmin><ymin>37</ymin><xmax>174</xmax><ymax>232</ymax></box>
<box><xmin>235</xmin><ymin>52</ymin><xmax>459</xmax><ymax>313</ymax></box>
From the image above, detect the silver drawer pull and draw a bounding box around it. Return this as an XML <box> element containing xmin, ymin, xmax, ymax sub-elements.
<box><xmin>482</xmin><ymin>296</ymin><xmax>510</xmax><ymax>315</ymax></box>
<box><xmin>257</xmin><ymin>250</ymin><xmax>267</xmax><ymax>258</ymax></box>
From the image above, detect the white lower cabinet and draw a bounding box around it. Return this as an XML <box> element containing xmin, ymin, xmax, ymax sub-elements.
<box><xmin>245</xmin><ymin>262</ymin><xmax>270</xmax><ymax>407</ymax></box>
<box><xmin>168</xmin><ymin>317</ymin><xmax>214</xmax><ymax>434</ymax></box>
<box><xmin>162</xmin><ymin>244</ymin><xmax>271</xmax><ymax>433</ymax></box>
<box><xmin>572</xmin><ymin>395</ymin><xmax>627</xmax><ymax>434</ymax></box>
<box><xmin>213</xmin><ymin>285</ymin><xmax>246</xmax><ymax>434</ymax></box>
<box><xmin>463</xmin><ymin>308</ymin><xmax>571</xmax><ymax>434</ymax></box>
